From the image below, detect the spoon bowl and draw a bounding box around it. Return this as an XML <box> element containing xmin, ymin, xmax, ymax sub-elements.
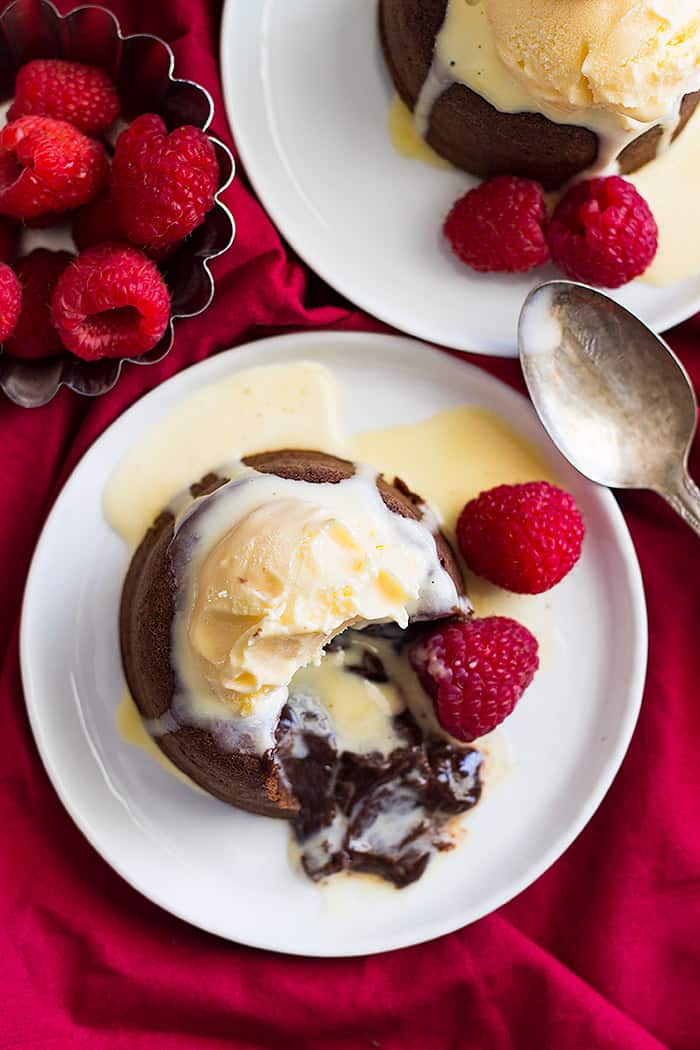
<box><xmin>519</xmin><ymin>280</ymin><xmax>700</xmax><ymax>536</ymax></box>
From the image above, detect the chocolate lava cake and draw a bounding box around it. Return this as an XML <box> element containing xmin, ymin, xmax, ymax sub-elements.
<box><xmin>379</xmin><ymin>0</ymin><xmax>700</xmax><ymax>189</ymax></box>
<box><xmin>120</xmin><ymin>449</ymin><xmax>483</xmax><ymax>887</ymax></box>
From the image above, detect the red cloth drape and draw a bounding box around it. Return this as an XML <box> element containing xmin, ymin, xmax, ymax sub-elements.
<box><xmin>1</xmin><ymin>2</ymin><xmax>699</xmax><ymax>1047</ymax></box>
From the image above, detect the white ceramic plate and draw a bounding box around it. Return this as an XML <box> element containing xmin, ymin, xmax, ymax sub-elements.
<box><xmin>21</xmin><ymin>332</ymin><xmax>646</xmax><ymax>956</ymax></box>
<box><xmin>220</xmin><ymin>0</ymin><xmax>700</xmax><ymax>357</ymax></box>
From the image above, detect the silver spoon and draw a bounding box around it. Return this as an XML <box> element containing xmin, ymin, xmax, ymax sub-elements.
<box><xmin>518</xmin><ymin>280</ymin><xmax>700</xmax><ymax>537</ymax></box>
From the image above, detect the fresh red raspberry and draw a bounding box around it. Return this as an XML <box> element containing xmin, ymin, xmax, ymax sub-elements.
<box><xmin>0</xmin><ymin>218</ymin><xmax>19</xmax><ymax>263</ymax></box>
<box><xmin>71</xmin><ymin>192</ymin><xmax>174</xmax><ymax>261</ymax></box>
<box><xmin>0</xmin><ymin>263</ymin><xmax>22</xmax><ymax>342</ymax></box>
<box><xmin>110</xmin><ymin>113</ymin><xmax>219</xmax><ymax>253</ymax></box>
<box><xmin>9</xmin><ymin>59</ymin><xmax>120</xmax><ymax>136</ymax></box>
<box><xmin>443</xmin><ymin>176</ymin><xmax>550</xmax><ymax>273</ymax></box>
<box><xmin>0</xmin><ymin>116</ymin><xmax>108</xmax><ymax>221</ymax></box>
<box><xmin>410</xmin><ymin>618</ymin><xmax>539</xmax><ymax>742</ymax></box>
<box><xmin>71</xmin><ymin>192</ymin><xmax>125</xmax><ymax>251</ymax></box>
<box><xmin>51</xmin><ymin>243</ymin><xmax>170</xmax><ymax>360</ymax></box>
<box><xmin>457</xmin><ymin>481</ymin><xmax>585</xmax><ymax>595</ymax></box>
<box><xmin>5</xmin><ymin>249</ymin><xmax>74</xmax><ymax>359</ymax></box>
<box><xmin>547</xmin><ymin>176</ymin><xmax>657</xmax><ymax>288</ymax></box>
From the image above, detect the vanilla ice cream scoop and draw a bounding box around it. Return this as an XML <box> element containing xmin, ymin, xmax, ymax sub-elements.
<box><xmin>171</xmin><ymin>464</ymin><xmax>465</xmax><ymax>737</ymax></box>
<box><xmin>485</xmin><ymin>0</ymin><xmax>700</xmax><ymax>123</ymax></box>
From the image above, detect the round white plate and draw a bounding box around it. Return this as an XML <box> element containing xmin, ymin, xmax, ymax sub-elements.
<box><xmin>220</xmin><ymin>0</ymin><xmax>700</xmax><ymax>357</ymax></box>
<box><xmin>21</xmin><ymin>332</ymin><xmax>647</xmax><ymax>956</ymax></box>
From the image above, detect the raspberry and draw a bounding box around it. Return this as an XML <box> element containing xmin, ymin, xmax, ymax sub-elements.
<box><xmin>457</xmin><ymin>481</ymin><xmax>585</xmax><ymax>595</ymax></box>
<box><xmin>71</xmin><ymin>193</ymin><xmax>173</xmax><ymax>260</ymax></box>
<box><xmin>9</xmin><ymin>59</ymin><xmax>120</xmax><ymax>136</ymax></box>
<box><xmin>0</xmin><ymin>263</ymin><xmax>22</xmax><ymax>342</ymax></box>
<box><xmin>51</xmin><ymin>243</ymin><xmax>170</xmax><ymax>360</ymax></box>
<box><xmin>547</xmin><ymin>176</ymin><xmax>657</xmax><ymax>288</ymax></box>
<box><xmin>72</xmin><ymin>192</ymin><xmax>125</xmax><ymax>251</ymax></box>
<box><xmin>0</xmin><ymin>116</ymin><xmax>108</xmax><ymax>220</ymax></box>
<box><xmin>444</xmin><ymin>176</ymin><xmax>550</xmax><ymax>273</ymax></box>
<box><xmin>5</xmin><ymin>249</ymin><xmax>73</xmax><ymax>359</ymax></box>
<box><xmin>410</xmin><ymin>618</ymin><xmax>539</xmax><ymax>743</ymax></box>
<box><xmin>0</xmin><ymin>218</ymin><xmax>19</xmax><ymax>263</ymax></box>
<box><xmin>110</xmin><ymin>113</ymin><xmax>219</xmax><ymax>253</ymax></box>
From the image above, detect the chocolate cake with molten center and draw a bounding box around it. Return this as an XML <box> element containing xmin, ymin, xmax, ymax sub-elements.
<box><xmin>120</xmin><ymin>449</ymin><xmax>483</xmax><ymax>886</ymax></box>
<box><xmin>380</xmin><ymin>0</ymin><xmax>700</xmax><ymax>189</ymax></box>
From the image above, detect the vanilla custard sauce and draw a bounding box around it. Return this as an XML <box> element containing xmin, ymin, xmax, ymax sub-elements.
<box><xmin>105</xmin><ymin>361</ymin><xmax>347</xmax><ymax>548</ymax></box>
<box><xmin>388</xmin><ymin>94</ymin><xmax>450</xmax><ymax>169</ymax></box>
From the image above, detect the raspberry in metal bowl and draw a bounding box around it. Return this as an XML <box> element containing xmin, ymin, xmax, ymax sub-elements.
<box><xmin>0</xmin><ymin>0</ymin><xmax>235</xmax><ymax>408</ymax></box>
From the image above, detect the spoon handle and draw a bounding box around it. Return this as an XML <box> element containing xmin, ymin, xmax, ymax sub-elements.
<box><xmin>658</xmin><ymin>469</ymin><xmax>700</xmax><ymax>538</ymax></box>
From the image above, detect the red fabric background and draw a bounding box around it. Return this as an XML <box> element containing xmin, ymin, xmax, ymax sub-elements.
<box><xmin>1</xmin><ymin>2</ymin><xmax>699</xmax><ymax>1047</ymax></box>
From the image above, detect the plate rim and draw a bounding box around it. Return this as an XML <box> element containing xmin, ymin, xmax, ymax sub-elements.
<box><xmin>20</xmin><ymin>331</ymin><xmax>648</xmax><ymax>956</ymax></box>
<box><xmin>219</xmin><ymin>0</ymin><xmax>700</xmax><ymax>359</ymax></box>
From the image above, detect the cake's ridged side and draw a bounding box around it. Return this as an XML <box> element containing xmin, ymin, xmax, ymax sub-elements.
<box><xmin>378</xmin><ymin>0</ymin><xmax>445</xmax><ymax>107</ymax></box>
<box><xmin>119</xmin><ymin>487</ymin><xmax>298</xmax><ymax>819</ymax></box>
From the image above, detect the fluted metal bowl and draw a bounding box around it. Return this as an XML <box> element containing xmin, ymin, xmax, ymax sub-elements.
<box><xmin>0</xmin><ymin>0</ymin><xmax>235</xmax><ymax>407</ymax></box>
